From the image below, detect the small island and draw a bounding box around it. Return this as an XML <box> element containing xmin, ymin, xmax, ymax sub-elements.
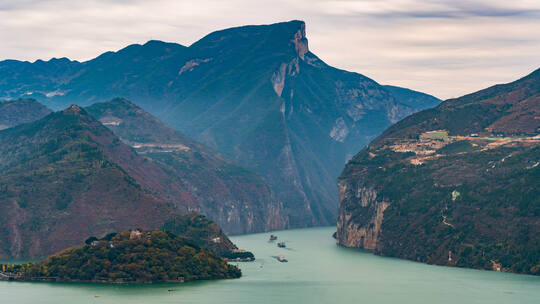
<box><xmin>1</xmin><ymin>229</ymin><xmax>241</xmax><ymax>283</ymax></box>
<box><xmin>222</xmin><ymin>249</ymin><xmax>255</xmax><ymax>262</ymax></box>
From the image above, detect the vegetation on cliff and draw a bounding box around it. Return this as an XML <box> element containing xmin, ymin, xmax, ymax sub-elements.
<box><xmin>338</xmin><ymin>68</ymin><xmax>540</xmax><ymax>275</ymax></box>
<box><xmin>4</xmin><ymin>229</ymin><xmax>241</xmax><ymax>283</ymax></box>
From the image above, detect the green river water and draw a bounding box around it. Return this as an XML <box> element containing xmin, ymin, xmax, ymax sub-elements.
<box><xmin>1</xmin><ymin>227</ymin><xmax>539</xmax><ymax>303</ymax></box>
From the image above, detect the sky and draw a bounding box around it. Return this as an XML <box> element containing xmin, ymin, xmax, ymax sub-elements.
<box><xmin>1</xmin><ymin>0</ymin><xmax>539</xmax><ymax>99</ymax></box>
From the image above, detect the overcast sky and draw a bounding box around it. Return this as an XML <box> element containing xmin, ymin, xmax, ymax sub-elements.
<box><xmin>1</xmin><ymin>0</ymin><xmax>539</xmax><ymax>99</ymax></box>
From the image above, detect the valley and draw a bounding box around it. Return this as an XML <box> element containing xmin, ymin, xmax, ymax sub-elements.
<box><xmin>0</xmin><ymin>19</ymin><xmax>537</xmax><ymax>282</ymax></box>
<box><xmin>0</xmin><ymin>0</ymin><xmax>539</xmax><ymax>301</ymax></box>
<box><xmin>0</xmin><ymin>20</ymin><xmax>440</xmax><ymax>229</ymax></box>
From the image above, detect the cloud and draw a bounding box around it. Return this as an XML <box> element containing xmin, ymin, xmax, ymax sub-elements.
<box><xmin>0</xmin><ymin>0</ymin><xmax>539</xmax><ymax>99</ymax></box>
<box><xmin>314</xmin><ymin>0</ymin><xmax>540</xmax><ymax>18</ymax></box>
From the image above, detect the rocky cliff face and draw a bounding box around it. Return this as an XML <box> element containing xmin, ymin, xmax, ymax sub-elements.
<box><xmin>0</xmin><ymin>20</ymin><xmax>440</xmax><ymax>229</ymax></box>
<box><xmin>337</xmin><ymin>183</ymin><xmax>387</xmax><ymax>249</ymax></box>
<box><xmin>337</xmin><ymin>68</ymin><xmax>540</xmax><ymax>275</ymax></box>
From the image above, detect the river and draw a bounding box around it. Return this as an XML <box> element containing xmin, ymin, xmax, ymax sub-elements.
<box><xmin>1</xmin><ymin>227</ymin><xmax>539</xmax><ymax>303</ymax></box>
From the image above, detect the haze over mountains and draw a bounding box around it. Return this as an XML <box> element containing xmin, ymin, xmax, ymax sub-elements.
<box><xmin>0</xmin><ymin>101</ymin><xmax>277</xmax><ymax>258</ymax></box>
<box><xmin>0</xmin><ymin>20</ymin><xmax>440</xmax><ymax>228</ymax></box>
<box><xmin>0</xmin><ymin>99</ymin><xmax>51</xmax><ymax>130</ymax></box>
<box><xmin>86</xmin><ymin>98</ymin><xmax>286</xmax><ymax>234</ymax></box>
<box><xmin>337</xmin><ymin>68</ymin><xmax>540</xmax><ymax>275</ymax></box>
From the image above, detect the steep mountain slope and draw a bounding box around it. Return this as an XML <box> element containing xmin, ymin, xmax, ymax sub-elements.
<box><xmin>0</xmin><ymin>105</ymin><xmax>174</xmax><ymax>257</ymax></box>
<box><xmin>0</xmin><ymin>106</ymin><xmax>236</xmax><ymax>258</ymax></box>
<box><xmin>0</xmin><ymin>21</ymin><xmax>440</xmax><ymax>227</ymax></box>
<box><xmin>337</xmin><ymin>69</ymin><xmax>540</xmax><ymax>275</ymax></box>
<box><xmin>86</xmin><ymin>98</ymin><xmax>286</xmax><ymax>233</ymax></box>
<box><xmin>0</xmin><ymin>99</ymin><xmax>51</xmax><ymax>130</ymax></box>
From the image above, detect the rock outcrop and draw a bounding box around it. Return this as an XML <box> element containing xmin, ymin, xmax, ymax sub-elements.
<box><xmin>337</xmin><ymin>184</ymin><xmax>388</xmax><ymax>249</ymax></box>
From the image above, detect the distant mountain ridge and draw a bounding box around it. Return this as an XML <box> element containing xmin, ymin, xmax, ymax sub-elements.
<box><xmin>0</xmin><ymin>99</ymin><xmax>51</xmax><ymax>130</ymax></box>
<box><xmin>383</xmin><ymin>85</ymin><xmax>442</xmax><ymax>111</ymax></box>
<box><xmin>0</xmin><ymin>20</ymin><xmax>440</xmax><ymax>228</ymax></box>
<box><xmin>337</xmin><ymin>68</ymin><xmax>540</xmax><ymax>275</ymax></box>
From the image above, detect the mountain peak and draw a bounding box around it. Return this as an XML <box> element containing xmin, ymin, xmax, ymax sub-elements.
<box><xmin>271</xmin><ymin>19</ymin><xmax>306</xmax><ymax>32</ymax></box>
<box><xmin>191</xmin><ymin>20</ymin><xmax>309</xmax><ymax>59</ymax></box>
<box><xmin>64</xmin><ymin>104</ymin><xmax>83</xmax><ymax>114</ymax></box>
<box><xmin>109</xmin><ymin>97</ymin><xmax>135</xmax><ymax>106</ymax></box>
<box><xmin>264</xmin><ymin>20</ymin><xmax>309</xmax><ymax>58</ymax></box>
<box><xmin>142</xmin><ymin>40</ymin><xmax>186</xmax><ymax>49</ymax></box>
<box><xmin>59</xmin><ymin>104</ymin><xmax>97</xmax><ymax>123</ymax></box>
